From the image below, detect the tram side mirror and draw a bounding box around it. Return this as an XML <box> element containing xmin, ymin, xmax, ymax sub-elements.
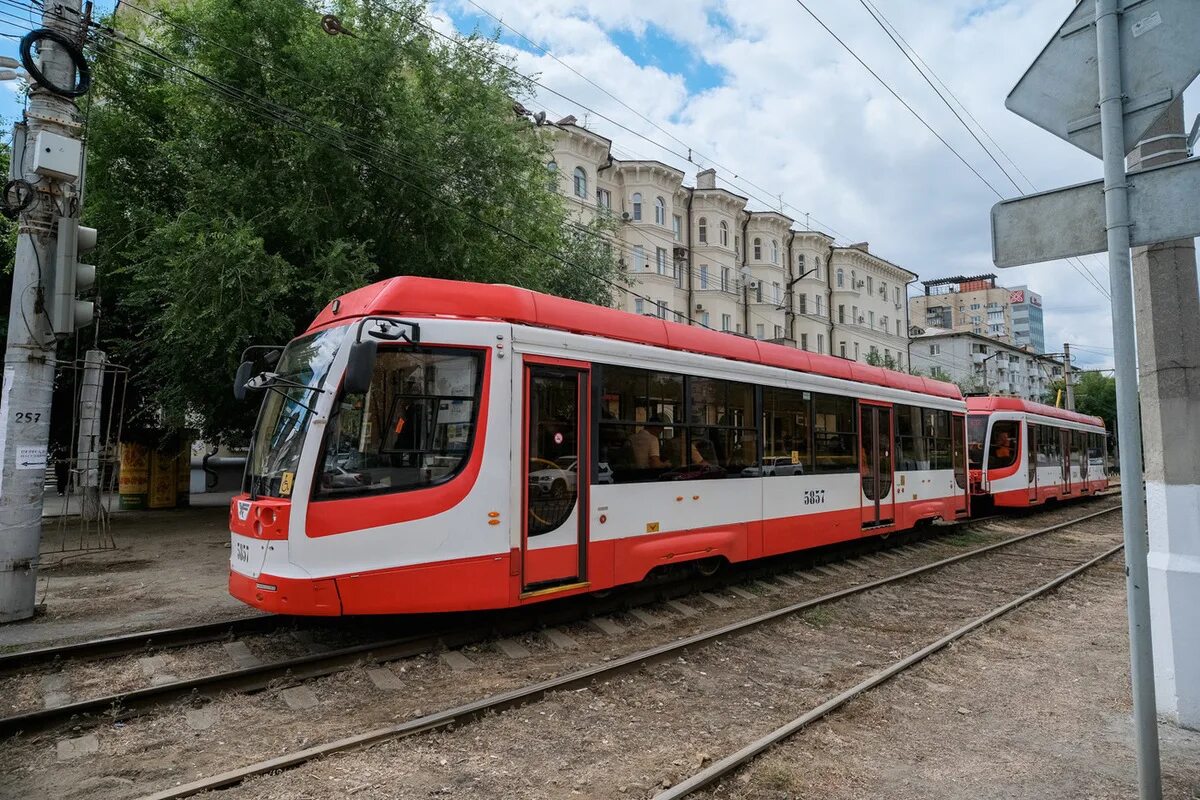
<box><xmin>233</xmin><ymin>360</ymin><xmax>254</xmax><ymax>401</ymax></box>
<box><xmin>344</xmin><ymin>339</ymin><xmax>378</xmax><ymax>395</ymax></box>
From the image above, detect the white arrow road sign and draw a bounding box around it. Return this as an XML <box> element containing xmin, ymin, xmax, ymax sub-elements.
<box><xmin>1007</xmin><ymin>0</ymin><xmax>1200</xmax><ymax>158</ymax></box>
<box><xmin>992</xmin><ymin>156</ymin><xmax>1200</xmax><ymax>268</ymax></box>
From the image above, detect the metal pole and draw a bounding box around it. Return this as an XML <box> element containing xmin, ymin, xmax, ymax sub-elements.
<box><xmin>1063</xmin><ymin>342</ymin><xmax>1075</xmax><ymax>410</ymax></box>
<box><xmin>1094</xmin><ymin>0</ymin><xmax>1161</xmax><ymax>796</ymax></box>
<box><xmin>0</xmin><ymin>3</ymin><xmax>85</xmax><ymax>621</ymax></box>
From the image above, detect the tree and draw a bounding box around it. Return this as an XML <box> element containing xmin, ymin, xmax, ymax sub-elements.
<box><xmin>1045</xmin><ymin>373</ymin><xmax>1116</xmax><ymax>431</ymax></box>
<box><xmin>864</xmin><ymin>350</ymin><xmax>898</xmax><ymax>371</ymax></box>
<box><xmin>83</xmin><ymin>0</ymin><xmax>621</xmax><ymax>442</ymax></box>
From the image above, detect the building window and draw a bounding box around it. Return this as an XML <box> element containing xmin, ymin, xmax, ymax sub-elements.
<box><xmin>896</xmin><ymin>320</ymin><xmax>901</xmax><ymax>336</ymax></box>
<box><xmin>801</xmin><ymin>333</ymin><xmax>809</xmax><ymax>351</ymax></box>
<box><xmin>773</xmin><ymin>282</ymin><xmax>781</xmax><ymax>304</ymax></box>
<box><xmin>774</xmin><ymin>325</ymin><xmax>783</xmax><ymax>339</ymax></box>
<box><xmin>866</xmin><ymin>276</ymin><xmax>873</xmax><ymax>295</ymax></box>
<box><xmin>655</xmin><ymin>196</ymin><xmax>666</xmax><ymax>225</ymax></box>
<box><xmin>929</xmin><ymin>344</ymin><xmax>940</xmax><ymax>355</ymax></box>
<box><xmin>634</xmin><ymin>298</ymin><xmax>644</xmax><ymax>315</ymax></box>
<box><xmin>840</xmin><ymin>341</ymin><xmax>847</xmax><ymax>358</ymax></box>
<box><xmin>817</xmin><ymin>333</ymin><xmax>824</xmax><ymax>352</ymax></box>
<box><xmin>815</xmin><ymin>256</ymin><xmax>822</xmax><ymax>281</ymax></box>
<box><xmin>672</xmin><ymin>214</ymin><xmax>682</xmax><ymax>241</ymax></box>
<box><xmin>837</xmin><ymin>269</ymin><xmax>845</xmax><ymax>288</ymax></box>
<box><xmin>868</xmin><ymin>310</ymin><xmax>875</xmax><ymax>328</ymax></box>
<box><xmin>656</xmin><ymin>247</ymin><xmax>667</xmax><ymax>275</ymax></box>
<box><xmin>719</xmin><ymin>220</ymin><xmax>729</xmax><ymax>246</ymax></box>
<box><xmin>853</xmin><ymin>306</ymin><xmax>859</xmax><ymax>323</ymax></box>
<box><xmin>675</xmin><ymin>259</ymin><xmax>683</xmax><ymax>288</ymax></box>
<box><xmin>870</xmin><ymin>345</ymin><xmax>879</xmax><ymax>357</ymax></box>
<box><xmin>755</xmin><ymin>323</ymin><xmax>765</xmax><ymax>340</ymax></box>
<box><xmin>700</xmin><ymin>311</ymin><xmax>710</xmax><ymax>328</ymax></box>
<box><xmin>815</xmin><ymin>296</ymin><xmax>823</xmax><ymax>317</ymax></box>
<box><xmin>573</xmin><ymin>166</ymin><xmax>587</xmax><ymax>198</ymax></box>
<box><xmin>632</xmin><ymin>192</ymin><xmax>642</xmax><ymax>221</ymax></box>
<box><xmin>854</xmin><ymin>342</ymin><xmax>860</xmax><ymax>359</ymax></box>
<box><xmin>753</xmin><ymin>238</ymin><xmax>762</xmax><ymax>261</ymax></box>
<box><xmin>657</xmin><ymin>301</ymin><xmax>669</xmax><ymax>320</ymax></box>
<box><xmin>546</xmin><ymin>160</ymin><xmax>558</xmax><ymax>191</ymax></box>
<box><xmin>880</xmin><ymin>281</ymin><xmax>887</xmax><ymax>299</ymax></box>
<box><xmin>734</xmin><ymin>235</ymin><xmax>741</xmax><ymax>257</ymax></box>
<box><xmin>838</xmin><ymin>304</ymin><xmax>845</xmax><ymax>324</ymax></box>
<box><xmin>597</xmin><ymin>188</ymin><xmax>611</xmax><ymax>210</ymax></box>
<box><xmin>721</xmin><ymin>314</ymin><xmax>732</xmax><ymax>332</ymax></box>
<box><xmin>755</xmin><ymin>283</ymin><xmax>764</xmax><ymax>303</ymax></box>
<box><xmin>699</xmin><ymin>264</ymin><xmax>709</xmax><ymax>289</ymax></box>
<box><xmin>771</xmin><ymin>239</ymin><xmax>779</xmax><ymax>264</ymax></box>
<box><xmin>721</xmin><ymin>267</ymin><xmax>731</xmax><ymax>293</ymax></box>
<box><xmin>698</xmin><ymin>217</ymin><xmax>708</xmax><ymax>243</ymax></box>
<box><xmin>881</xmin><ymin>315</ymin><xmax>888</xmax><ymax>330</ymax></box>
<box><xmin>851</xmin><ymin>270</ymin><xmax>857</xmax><ymax>288</ymax></box>
<box><xmin>798</xmin><ymin>294</ymin><xmax>807</xmax><ymax>314</ymax></box>
<box><xmin>894</xmin><ymin>286</ymin><xmax>900</xmax><ymax>304</ymax></box>
<box><xmin>632</xmin><ymin>245</ymin><xmax>645</xmax><ymax>270</ymax></box>
<box><xmin>798</xmin><ymin>253</ymin><xmax>806</xmax><ymax>273</ymax></box>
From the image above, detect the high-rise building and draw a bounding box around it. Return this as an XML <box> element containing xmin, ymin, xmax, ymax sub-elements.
<box><xmin>908</xmin><ymin>274</ymin><xmax>1017</xmax><ymax>345</ymax></box>
<box><xmin>1008</xmin><ymin>285</ymin><xmax>1045</xmax><ymax>353</ymax></box>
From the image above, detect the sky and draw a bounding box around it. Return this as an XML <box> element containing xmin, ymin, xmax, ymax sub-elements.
<box><xmin>2</xmin><ymin>0</ymin><xmax>1196</xmax><ymax>371</ymax></box>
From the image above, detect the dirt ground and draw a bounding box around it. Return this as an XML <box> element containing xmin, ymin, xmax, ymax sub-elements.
<box><xmin>0</xmin><ymin>496</ymin><xmax>249</xmax><ymax>652</ymax></box>
<box><xmin>719</xmin><ymin>566</ymin><xmax>1200</xmax><ymax>800</ymax></box>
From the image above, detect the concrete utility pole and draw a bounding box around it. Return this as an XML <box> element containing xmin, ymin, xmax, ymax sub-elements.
<box><xmin>74</xmin><ymin>349</ymin><xmax>105</xmax><ymax>522</ymax></box>
<box><xmin>1129</xmin><ymin>98</ymin><xmax>1200</xmax><ymax>731</ymax></box>
<box><xmin>0</xmin><ymin>5</ymin><xmax>90</xmax><ymax>622</ymax></box>
<box><xmin>1062</xmin><ymin>342</ymin><xmax>1075</xmax><ymax>410</ymax></box>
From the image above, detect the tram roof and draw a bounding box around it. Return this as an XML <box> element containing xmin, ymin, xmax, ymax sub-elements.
<box><xmin>311</xmin><ymin>277</ymin><xmax>964</xmax><ymax>401</ymax></box>
<box><xmin>965</xmin><ymin>396</ymin><xmax>1105</xmax><ymax>429</ymax></box>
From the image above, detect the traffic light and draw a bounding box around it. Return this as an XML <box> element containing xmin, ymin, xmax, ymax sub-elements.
<box><xmin>50</xmin><ymin>215</ymin><xmax>96</xmax><ymax>335</ymax></box>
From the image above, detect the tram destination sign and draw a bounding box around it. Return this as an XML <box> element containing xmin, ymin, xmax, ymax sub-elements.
<box><xmin>1006</xmin><ymin>0</ymin><xmax>1200</xmax><ymax>158</ymax></box>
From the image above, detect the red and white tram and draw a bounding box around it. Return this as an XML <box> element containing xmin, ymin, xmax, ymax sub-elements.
<box><xmin>965</xmin><ymin>396</ymin><xmax>1109</xmax><ymax>508</ymax></box>
<box><xmin>229</xmin><ymin>277</ymin><xmax>971</xmax><ymax>616</ymax></box>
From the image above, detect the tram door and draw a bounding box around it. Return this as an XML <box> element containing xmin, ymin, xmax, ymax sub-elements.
<box><xmin>1027</xmin><ymin>423</ymin><xmax>1039</xmax><ymax>503</ymax></box>
<box><xmin>1060</xmin><ymin>428</ymin><xmax>1073</xmax><ymax>495</ymax></box>
<box><xmin>859</xmin><ymin>403</ymin><xmax>895</xmax><ymax>528</ymax></box>
<box><xmin>951</xmin><ymin>412</ymin><xmax>969</xmax><ymax>516</ymax></box>
<box><xmin>522</xmin><ymin>363</ymin><xmax>589</xmax><ymax>591</ymax></box>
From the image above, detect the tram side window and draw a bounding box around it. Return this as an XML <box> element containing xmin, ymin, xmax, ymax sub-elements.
<box><xmin>686</xmin><ymin>376</ymin><xmax>757</xmax><ymax>478</ymax></box>
<box><xmin>762</xmin><ymin>387</ymin><xmax>812</xmax><ymax>474</ymax></box>
<box><xmin>314</xmin><ymin>348</ymin><xmax>483</xmax><ymax>499</ymax></box>
<box><xmin>596</xmin><ymin>365</ymin><xmax>685</xmax><ymax>483</ymax></box>
<box><xmin>926</xmin><ymin>408</ymin><xmax>953</xmax><ymax>470</ymax></box>
<box><xmin>987</xmin><ymin>420</ymin><xmax>1020</xmax><ymax>470</ymax></box>
<box><xmin>896</xmin><ymin>406</ymin><xmax>953</xmax><ymax>470</ymax></box>
<box><xmin>1038</xmin><ymin>424</ymin><xmax>1061</xmax><ymax>465</ymax></box>
<box><xmin>812</xmin><ymin>393</ymin><xmax>856</xmax><ymax>473</ymax></box>
<box><xmin>967</xmin><ymin>414</ymin><xmax>988</xmax><ymax>469</ymax></box>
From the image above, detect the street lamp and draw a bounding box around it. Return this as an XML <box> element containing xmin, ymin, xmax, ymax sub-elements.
<box><xmin>979</xmin><ymin>351</ymin><xmax>1003</xmax><ymax>392</ymax></box>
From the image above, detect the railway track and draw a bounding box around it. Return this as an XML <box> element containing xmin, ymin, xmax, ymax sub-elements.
<box><xmin>0</xmin><ymin>504</ymin><xmax>1029</xmax><ymax>736</ymax></box>
<box><xmin>116</xmin><ymin>499</ymin><xmax>1121</xmax><ymax>800</ymax></box>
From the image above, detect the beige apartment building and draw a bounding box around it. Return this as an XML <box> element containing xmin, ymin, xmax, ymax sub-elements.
<box><xmin>548</xmin><ymin>119</ymin><xmax>916</xmax><ymax>369</ymax></box>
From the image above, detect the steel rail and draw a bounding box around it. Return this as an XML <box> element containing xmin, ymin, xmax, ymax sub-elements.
<box><xmin>134</xmin><ymin>503</ymin><xmax>1121</xmax><ymax>800</ymax></box>
<box><xmin>0</xmin><ymin>614</ymin><xmax>281</xmax><ymax>677</ymax></box>
<box><xmin>653</xmin><ymin>540</ymin><xmax>1126</xmax><ymax>799</ymax></box>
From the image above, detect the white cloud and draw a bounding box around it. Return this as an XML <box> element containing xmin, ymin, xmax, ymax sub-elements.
<box><xmin>441</xmin><ymin>0</ymin><xmax>1200</xmax><ymax>370</ymax></box>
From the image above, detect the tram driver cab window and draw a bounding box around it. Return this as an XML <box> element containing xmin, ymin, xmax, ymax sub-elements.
<box><xmin>314</xmin><ymin>347</ymin><xmax>483</xmax><ymax>498</ymax></box>
<box><xmin>987</xmin><ymin>420</ymin><xmax>1020</xmax><ymax>470</ymax></box>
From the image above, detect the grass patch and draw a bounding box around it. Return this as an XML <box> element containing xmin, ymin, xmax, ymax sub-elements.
<box><xmin>801</xmin><ymin>606</ymin><xmax>834</xmax><ymax>628</ymax></box>
<box><xmin>942</xmin><ymin>530</ymin><xmax>990</xmax><ymax>547</ymax></box>
<box><xmin>753</xmin><ymin>762</ymin><xmax>799</xmax><ymax>791</ymax></box>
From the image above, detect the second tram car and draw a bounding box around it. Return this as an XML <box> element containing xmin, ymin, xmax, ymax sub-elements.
<box><xmin>229</xmin><ymin>277</ymin><xmax>973</xmax><ymax>616</ymax></box>
<box><xmin>965</xmin><ymin>396</ymin><xmax>1109</xmax><ymax>508</ymax></box>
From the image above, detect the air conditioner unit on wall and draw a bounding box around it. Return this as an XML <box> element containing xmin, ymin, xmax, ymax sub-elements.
<box><xmin>748</xmin><ymin>280</ymin><xmax>760</xmax><ymax>289</ymax></box>
<box><xmin>695</xmin><ymin>303</ymin><xmax>705</xmax><ymax>312</ymax></box>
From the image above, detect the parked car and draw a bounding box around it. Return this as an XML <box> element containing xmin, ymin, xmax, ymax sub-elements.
<box><xmin>742</xmin><ymin>456</ymin><xmax>803</xmax><ymax>477</ymax></box>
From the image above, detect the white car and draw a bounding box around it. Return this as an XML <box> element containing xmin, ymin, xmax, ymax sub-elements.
<box><xmin>742</xmin><ymin>456</ymin><xmax>803</xmax><ymax>477</ymax></box>
<box><xmin>529</xmin><ymin>457</ymin><xmax>579</xmax><ymax>497</ymax></box>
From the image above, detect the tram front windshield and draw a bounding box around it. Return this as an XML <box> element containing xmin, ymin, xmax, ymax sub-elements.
<box><xmin>967</xmin><ymin>414</ymin><xmax>988</xmax><ymax>470</ymax></box>
<box><xmin>244</xmin><ymin>326</ymin><xmax>347</xmax><ymax>498</ymax></box>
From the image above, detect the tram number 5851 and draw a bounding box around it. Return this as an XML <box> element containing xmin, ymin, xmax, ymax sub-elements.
<box><xmin>803</xmin><ymin>489</ymin><xmax>826</xmax><ymax>506</ymax></box>
<box><xmin>235</xmin><ymin>542</ymin><xmax>250</xmax><ymax>563</ymax></box>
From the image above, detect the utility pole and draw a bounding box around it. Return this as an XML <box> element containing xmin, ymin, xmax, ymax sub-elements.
<box><xmin>1062</xmin><ymin>342</ymin><xmax>1075</xmax><ymax>410</ymax></box>
<box><xmin>1129</xmin><ymin>97</ymin><xmax>1200</xmax><ymax>731</ymax></box>
<box><xmin>0</xmin><ymin>7</ymin><xmax>92</xmax><ymax>622</ymax></box>
<box><xmin>1095</xmin><ymin>0</ymin><xmax>1161</xmax><ymax>793</ymax></box>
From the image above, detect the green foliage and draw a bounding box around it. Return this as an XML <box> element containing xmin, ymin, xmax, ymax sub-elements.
<box><xmin>864</xmin><ymin>350</ymin><xmax>898</xmax><ymax>370</ymax></box>
<box><xmin>0</xmin><ymin>135</ymin><xmax>17</xmax><ymax>342</ymax></box>
<box><xmin>1044</xmin><ymin>372</ymin><xmax>1116</xmax><ymax>430</ymax></box>
<box><xmin>84</xmin><ymin>0</ymin><xmax>620</xmax><ymax>441</ymax></box>
<box><xmin>929</xmin><ymin>366</ymin><xmax>952</xmax><ymax>382</ymax></box>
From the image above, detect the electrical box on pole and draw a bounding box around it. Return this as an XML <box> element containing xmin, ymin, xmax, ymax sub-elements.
<box><xmin>51</xmin><ymin>215</ymin><xmax>97</xmax><ymax>335</ymax></box>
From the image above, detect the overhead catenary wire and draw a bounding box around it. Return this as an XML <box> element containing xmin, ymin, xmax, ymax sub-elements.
<box><xmin>852</xmin><ymin>0</ymin><xmax>1111</xmax><ymax>300</ymax></box>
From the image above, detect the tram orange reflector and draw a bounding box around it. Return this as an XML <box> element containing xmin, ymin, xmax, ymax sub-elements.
<box><xmin>487</xmin><ymin>511</ymin><xmax>500</xmax><ymax>518</ymax></box>
<box><xmin>488</xmin><ymin>519</ymin><xmax>501</xmax><ymax>526</ymax></box>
